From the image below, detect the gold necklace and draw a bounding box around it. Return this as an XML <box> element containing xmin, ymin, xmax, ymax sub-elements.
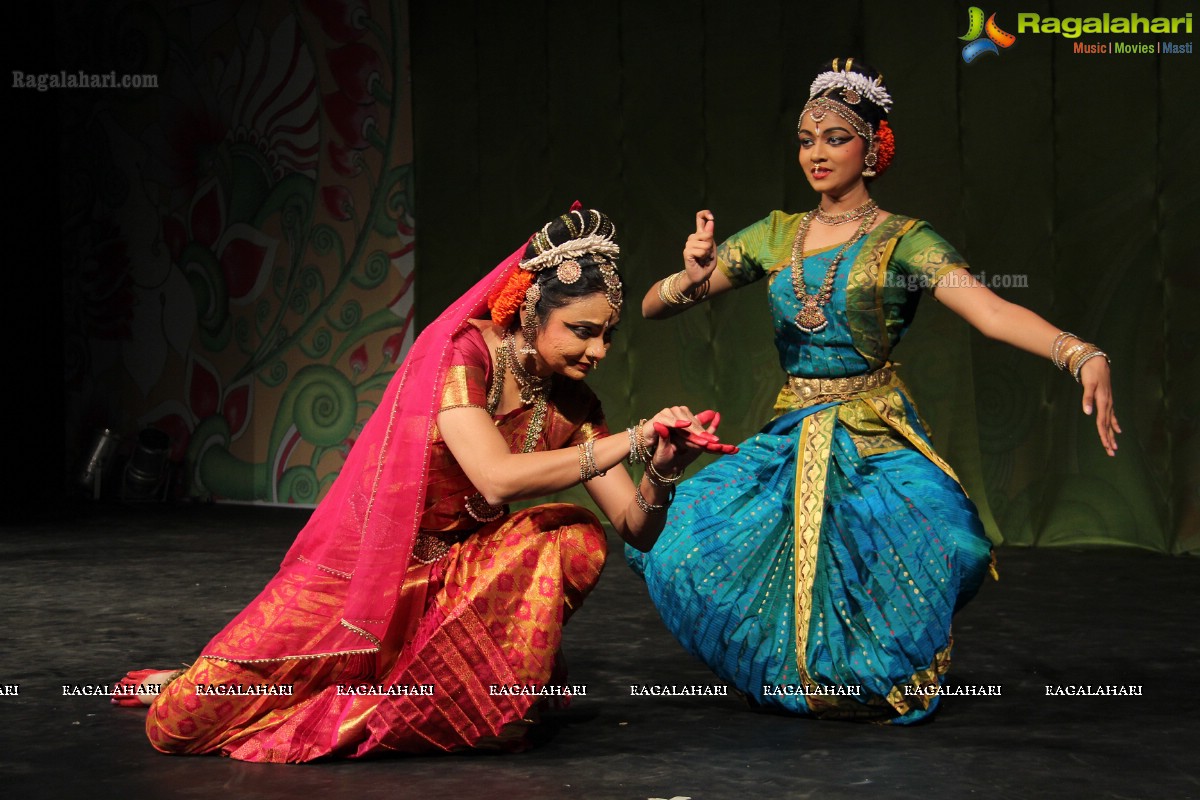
<box><xmin>790</xmin><ymin>208</ymin><xmax>878</xmax><ymax>334</ymax></box>
<box><xmin>504</xmin><ymin>331</ymin><xmax>552</xmax><ymax>405</ymax></box>
<box><xmin>813</xmin><ymin>198</ymin><xmax>878</xmax><ymax>226</ymax></box>
<box><xmin>467</xmin><ymin>332</ymin><xmax>551</xmax><ymax>523</ymax></box>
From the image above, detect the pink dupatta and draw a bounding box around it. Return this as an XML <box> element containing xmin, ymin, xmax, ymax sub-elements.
<box><xmin>203</xmin><ymin>242</ymin><xmax>527</xmax><ymax>665</ymax></box>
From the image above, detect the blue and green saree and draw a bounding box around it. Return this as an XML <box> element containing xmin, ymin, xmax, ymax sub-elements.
<box><xmin>628</xmin><ymin>211</ymin><xmax>994</xmax><ymax>723</ymax></box>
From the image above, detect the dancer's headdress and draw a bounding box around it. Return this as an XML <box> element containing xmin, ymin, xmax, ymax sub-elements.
<box><xmin>489</xmin><ymin>205</ymin><xmax>622</xmax><ymax>331</ymax></box>
<box><xmin>800</xmin><ymin>57</ymin><xmax>896</xmax><ymax>177</ymax></box>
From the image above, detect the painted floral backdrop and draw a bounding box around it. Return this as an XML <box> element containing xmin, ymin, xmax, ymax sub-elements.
<box><xmin>61</xmin><ymin>0</ymin><xmax>414</xmax><ymax>504</ymax></box>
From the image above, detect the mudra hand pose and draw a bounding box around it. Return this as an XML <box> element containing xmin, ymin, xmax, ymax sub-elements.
<box><xmin>116</xmin><ymin>207</ymin><xmax>733</xmax><ymax>760</ymax></box>
<box><xmin>629</xmin><ymin>59</ymin><xmax>1119</xmax><ymax>723</ymax></box>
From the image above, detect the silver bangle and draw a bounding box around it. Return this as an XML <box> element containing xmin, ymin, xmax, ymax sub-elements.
<box><xmin>1071</xmin><ymin>350</ymin><xmax>1108</xmax><ymax>383</ymax></box>
<box><xmin>578</xmin><ymin>437</ymin><xmax>606</xmax><ymax>482</ymax></box>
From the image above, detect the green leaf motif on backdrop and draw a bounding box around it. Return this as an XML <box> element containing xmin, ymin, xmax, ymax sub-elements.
<box><xmin>279</xmin><ymin>364</ymin><xmax>358</xmax><ymax>451</ymax></box>
<box><xmin>262</xmin><ymin>360</ymin><xmax>289</xmax><ymax>388</ymax></box>
<box><xmin>279</xmin><ymin>465</ymin><xmax>320</xmax><ymax>504</ymax></box>
<box><xmin>309</xmin><ymin>224</ymin><xmax>343</xmax><ymax>260</ymax></box>
<box><xmin>301</xmin><ymin>328</ymin><xmax>333</xmax><ymax>359</ymax></box>
<box><xmin>354</xmin><ymin>249</ymin><xmax>390</xmax><ymax>289</ymax></box>
<box><xmin>330</xmin><ymin>300</ymin><xmax>362</xmax><ymax>332</ymax></box>
<box><xmin>234</xmin><ymin>316</ymin><xmax>254</xmax><ymax>355</ymax></box>
<box><xmin>181</xmin><ymin>243</ymin><xmax>230</xmax><ymax>351</ymax></box>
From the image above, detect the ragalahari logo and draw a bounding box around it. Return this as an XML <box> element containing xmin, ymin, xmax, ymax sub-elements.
<box><xmin>960</xmin><ymin>7</ymin><xmax>1017</xmax><ymax>62</ymax></box>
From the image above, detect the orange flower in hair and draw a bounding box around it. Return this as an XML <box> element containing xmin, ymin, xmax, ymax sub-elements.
<box><xmin>874</xmin><ymin>120</ymin><xmax>896</xmax><ymax>176</ymax></box>
<box><xmin>488</xmin><ymin>269</ymin><xmax>533</xmax><ymax>328</ymax></box>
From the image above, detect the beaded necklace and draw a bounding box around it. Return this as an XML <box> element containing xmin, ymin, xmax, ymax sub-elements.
<box><xmin>813</xmin><ymin>198</ymin><xmax>878</xmax><ymax>226</ymax></box>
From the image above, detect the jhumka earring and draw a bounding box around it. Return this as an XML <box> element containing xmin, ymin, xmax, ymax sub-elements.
<box><xmin>520</xmin><ymin>284</ymin><xmax>540</xmax><ymax>355</ymax></box>
<box><xmin>862</xmin><ymin>146</ymin><xmax>879</xmax><ymax>178</ymax></box>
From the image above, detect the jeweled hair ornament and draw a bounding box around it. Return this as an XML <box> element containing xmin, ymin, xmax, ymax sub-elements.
<box><xmin>520</xmin><ymin>209</ymin><xmax>623</xmax><ymax>311</ymax></box>
<box><xmin>807</xmin><ymin>68</ymin><xmax>893</xmax><ymax>112</ymax></box>
<box><xmin>556</xmin><ymin>260</ymin><xmax>583</xmax><ymax>285</ymax></box>
<box><xmin>520</xmin><ymin>210</ymin><xmax>620</xmax><ymax>273</ymax></box>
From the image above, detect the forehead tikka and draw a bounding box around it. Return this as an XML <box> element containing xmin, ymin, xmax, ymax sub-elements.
<box><xmin>557</xmin><ymin>260</ymin><xmax>582</xmax><ymax>285</ymax></box>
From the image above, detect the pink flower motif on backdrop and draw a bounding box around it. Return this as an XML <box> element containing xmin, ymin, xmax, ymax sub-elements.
<box><xmin>328</xmin><ymin>43</ymin><xmax>383</xmax><ymax>105</ymax></box>
<box><xmin>304</xmin><ymin>0</ymin><xmax>370</xmax><ymax>43</ymax></box>
<box><xmin>321</xmin><ymin>185</ymin><xmax>356</xmax><ymax>221</ymax></box>
<box><xmin>323</xmin><ymin>92</ymin><xmax>377</xmax><ymax>150</ymax></box>
<box><xmin>175</xmin><ymin>178</ymin><xmax>279</xmax><ymax>307</ymax></box>
<box><xmin>327</xmin><ymin>140</ymin><xmax>363</xmax><ymax>177</ymax></box>
<box><xmin>185</xmin><ymin>353</ymin><xmax>255</xmax><ymax>441</ymax></box>
<box><xmin>218</xmin><ymin>224</ymin><xmax>277</xmax><ymax>304</ymax></box>
<box><xmin>348</xmin><ymin>344</ymin><xmax>369</xmax><ymax>374</ymax></box>
<box><xmin>381</xmin><ymin>331</ymin><xmax>406</xmax><ymax>363</ymax></box>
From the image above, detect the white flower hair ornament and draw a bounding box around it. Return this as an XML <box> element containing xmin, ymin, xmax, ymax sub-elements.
<box><xmin>808</xmin><ymin>70</ymin><xmax>893</xmax><ymax>112</ymax></box>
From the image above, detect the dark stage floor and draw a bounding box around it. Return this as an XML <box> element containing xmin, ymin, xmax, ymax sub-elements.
<box><xmin>2</xmin><ymin>504</ymin><xmax>1198</xmax><ymax>799</ymax></box>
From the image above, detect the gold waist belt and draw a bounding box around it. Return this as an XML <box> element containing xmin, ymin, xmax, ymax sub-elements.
<box><xmin>786</xmin><ymin>365</ymin><xmax>895</xmax><ymax>405</ymax></box>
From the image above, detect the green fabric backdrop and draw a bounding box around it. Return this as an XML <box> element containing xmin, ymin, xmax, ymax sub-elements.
<box><xmin>409</xmin><ymin>0</ymin><xmax>1199</xmax><ymax>552</ymax></box>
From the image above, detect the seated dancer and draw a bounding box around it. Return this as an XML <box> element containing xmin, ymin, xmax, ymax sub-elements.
<box><xmin>629</xmin><ymin>59</ymin><xmax>1119</xmax><ymax>723</ymax></box>
<box><xmin>116</xmin><ymin>206</ymin><xmax>734</xmax><ymax>761</ymax></box>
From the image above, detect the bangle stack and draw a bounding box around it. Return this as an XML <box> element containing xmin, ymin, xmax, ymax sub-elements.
<box><xmin>634</xmin><ymin>482</ymin><xmax>673</xmax><ymax>514</ymax></box>
<box><xmin>576</xmin><ymin>438</ymin><xmax>606</xmax><ymax>482</ymax></box>
<box><xmin>626</xmin><ymin>426</ymin><xmax>639</xmax><ymax>463</ymax></box>
<box><xmin>645</xmin><ymin>459</ymin><xmax>684</xmax><ymax>488</ymax></box>
<box><xmin>627</xmin><ymin>420</ymin><xmax>653</xmax><ymax>464</ymax></box>
<box><xmin>658</xmin><ymin>271</ymin><xmax>710</xmax><ymax>308</ymax></box>
<box><xmin>1051</xmin><ymin>332</ymin><xmax>1109</xmax><ymax>384</ymax></box>
<box><xmin>625</xmin><ymin>417</ymin><xmax>682</xmax><ymax>513</ymax></box>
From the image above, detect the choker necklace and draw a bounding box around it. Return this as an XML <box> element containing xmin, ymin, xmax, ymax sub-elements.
<box><xmin>790</xmin><ymin>207</ymin><xmax>878</xmax><ymax>334</ymax></box>
<box><xmin>814</xmin><ymin>198</ymin><xmax>878</xmax><ymax>226</ymax></box>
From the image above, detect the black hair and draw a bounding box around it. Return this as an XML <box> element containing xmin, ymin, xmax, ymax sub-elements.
<box><xmin>810</xmin><ymin>57</ymin><xmax>889</xmax><ymax>134</ymax></box>
<box><xmin>521</xmin><ymin>209</ymin><xmax>623</xmax><ymax>324</ymax></box>
<box><xmin>529</xmin><ymin>258</ymin><xmax>623</xmax><ymax>324</ymax></box>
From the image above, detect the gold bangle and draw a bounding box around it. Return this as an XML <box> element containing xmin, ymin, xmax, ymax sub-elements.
<box><xmin>628</xmin><ymin>425</ymin><xmax>652</xmax><ymax>465</ymax></box>
<box><xmin>1050</xmin><ymin>331</ymin><xmax>1108</xmax><ymax>383</ymax></box>
<box><xmin>633</xmin><ymin>483</ymin><xmax>670</xmax><ymax>514</ymax></box>
<box><xmin>1065</xmin><ymin>342</ymin><xmax>1099</xmax><ymax>375</ymax></box>
<box><xmin>658</xmin><ymin>271</ymin><xmax>703</xmax><ymax>307</ymax></box>
<box><xmin>658</xmin><ymin>272</ymin><xmax>685</xmax><ymax>306</ymax></box>
<box><xmin>645</xmin><ymin>459</ymin><xmax>684</xmax><ymax>487</ymax></box>
<box><xmin>1051</xmin><ymin>331</ymin><xmax>1078</xmax><ymax>369</ymax></box>
<box><xmin>1057</xmin><ymin>342</ymin><xmax>1087</xmax><ymax>372</ymax></box>
<box><xmin>577</xmin><ymin>438</ymin><xmax>606</xmax><ymax>483</ymax></box>
<box><xmin>576</xmin><ymin>442</ymin><xmax>589</xmax><ymax>482</ymax></box>
<box><xmin>1068</xmin><ymin>344</ymin><xmax>1106</xmax><ymax>381</ymax></box>
<box><xmin>633</xmin><ymin>419</ymin><xmax>653</xmax><ymax>464</ymax></box>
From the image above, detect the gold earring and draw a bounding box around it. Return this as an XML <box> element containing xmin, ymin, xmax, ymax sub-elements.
<box><xmin>862</xmin><ymin>147</ymin><xmax>878</xmax><ymax>178</ymax></box>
